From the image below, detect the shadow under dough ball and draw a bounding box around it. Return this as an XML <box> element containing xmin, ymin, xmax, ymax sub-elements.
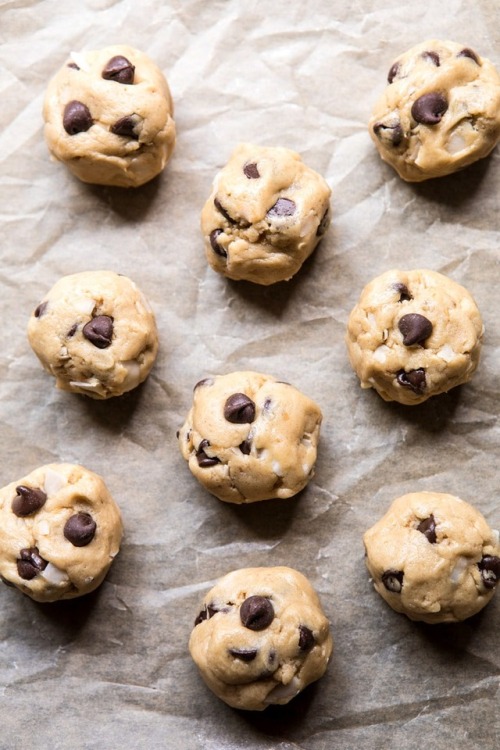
<box><xmin>43</xmin><ymin>45</ymin><xmax>176</xmax><ymax>187</ymax></box>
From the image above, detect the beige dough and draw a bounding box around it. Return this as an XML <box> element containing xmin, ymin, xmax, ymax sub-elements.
<box><xmin>178</xmin><ymin>371</ymin><xmax>322</xmax><ymax>503</ymax></box>
<box><xmin>345</xmin><ymin>269</ymin><xmax>483</xmax><ymax>405</ymax></box>
<box><xmin>189</xmin><ymin>566</ymin><xmax>333</xmax><ymax>710</ymax></box>
<box><xmin>0</xmin><ymin>463</ymin><xmax>123</xmax><ymax>603</ymax></box>
<box><xmin>369</xmin><ymin>40</ymin><xmax>500</xmax><ymax>181</ymax></box>
<box><xmin>28</xmin><ymin>270</ymin><xmax>158</xmax><ymax>399</ymax></box>
<box><xmin>201</xmin><ymin>143</ymin><xmax>331</xmax><ymax>284</ymax></box>
<box><xmin>364</xmin><ymin>492</ymin><xmax>500</xmax><ymax>623</ymax></box>
<box><xmin>43</xmin><ymin>45</ymin><xmax>176</xmax><ymax>187</ymax></box>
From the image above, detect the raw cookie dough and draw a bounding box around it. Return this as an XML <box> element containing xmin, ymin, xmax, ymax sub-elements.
<box><xmin>189</xmin><ymin>566</ymin><xmax>333</xmax><ymax>710</ymax></box>
<box><xmin>28</xmin><ymin>270</ymin><xmax>158</xmax><ymax>399</ymax></box>
<box><xmin>201</xmin><ymin>143</ymin><xmax>331</xmax><ymax>285</ymax></box>
<box><xmin>364</xmin><ymin>492</ymin><xmax>500</xmax><ymax>623</ymax></box>
<box><xmin>369</xmin><ymin>40</ymin><xmax>500</xmax><ymax>181</ymax></box>
<box><xmin>178</xmin><ymin>371</ymin><xmax>322</xmax><ymax>503</ymax></box>
<box><xmin>0</xmin><ymin>463</ymin><xmax>123</xmax><ymax>603</ymax></box>
<box><xmin>43</xmin><ymin>45</ymin><xmax>176</xmax><ymax>187</ymax></box>
<box><xmin>345</xmin><ymin>269</ymin><xmax>483</xmax><ymax>405</ymax></box>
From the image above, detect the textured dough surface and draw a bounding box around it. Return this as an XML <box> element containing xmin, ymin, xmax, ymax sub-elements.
<box><xmin>178</xmin><ymin>371</ymin><xmax>322</xmax><ymax>503</ymax></box>
<box><xmin>369</xmin><ymin>40</ymin><xmax>500</xmax><ymax>181</ymax></box>
<box><xmin>28</xmin><ymin>270</ymin><xmax>158</xmax><ymax>399</ymax></box>
<box><xmin>43</xmin><ymin>45</ymin><xmax>176</xmax><ymax>187</ymax></box>
<box><xmin>364</xmin><ymin>492</ymin><xmax>500</xmax><ymax>623</ymax></box>
<box><xmin>189</xmin><ymin>566</ymin><xmax>333</xmax><ymax>710</ymax></box>
<box><xmin>346</xmin><ymin>269</ymin><xmax>483</xmax><ymax>405</ymax></box>
<box><xmin>0</xmin><ymin>463</ymin><xmax>123</xmax><ymax>603</ymax></box>
<box><xmin>201</xmin><ymin>143</ymin><xmax>331</xmax><ymax>284</ymax></box>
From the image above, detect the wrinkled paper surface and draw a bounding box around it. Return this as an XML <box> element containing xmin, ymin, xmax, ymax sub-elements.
<box><xmin>1</xmin><ymin>1</ymin><xmax>499</xmax><ymax>748</ymax></box>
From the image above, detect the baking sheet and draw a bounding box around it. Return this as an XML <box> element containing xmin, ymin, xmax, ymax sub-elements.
<box><xmin>1</xmin><ymin>0</ymin><xmax>499</xmax><ymax>747</ymax></box>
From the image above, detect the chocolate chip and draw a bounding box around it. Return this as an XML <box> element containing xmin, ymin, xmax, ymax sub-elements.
<box><xmin>194</xmin><ymin>377</ymin><xmax>214</xmax><ymax>390</ymax></box>
<box><xmin>397</xmin><ymin>368</ymin><xmax>426</xmax><ymax>394</ymax></box>
<box><xmin>316</xmin><ymin>208</ymin><xmax>330</xmax><ymax>237</ymax></box>
<box><xmin>382</xmin><ymin>570</ymin><xmax>403</xmax><ymax>593</ymax></box>
<box><xmin>411</xmin><ymin>92</ymin><xmax>448</xmax><ymax>125</ymax></box>
<box><xmin>12</xmin><ymin>486</ymin><xmax>47</xmax><ymax>517</ymax></box>
<box><xmin>209</xmin><ymin>229</ymin><xmax>227</xmax><ymax>258</ymax></box>
<box><xmin>422</xmin><ymin>50</ymin><xmax>440</xmax><ymax>66</ymax></box>
<box><xmin>398</xmin><ymin>313</ymin><xmax>433</xmax><ymax>346</ymax></box>
<box><xmin>478</xmin><ymin>555</ymin><xmax>500</xmax><ymax>589</ymax></box>
<box><xmin>34</xmin><ymin>301</ymin><xmax>48</xmax><ymax>318</ymax></box>
<box><xmin>458</xmin><ymin>48</ymin><xmax>480</xmax><ymax>65</ymax></box>
<box><xmin>393</xmin><ymin>282</ymin><xmax>412</xmax><ymax>302</ymax></box>
<box><xmin>82</xmin><ymin>315</ymin><xmax>113</xmax><ymax>349</ymax></box>
<box><xmin>373</xmin><ymin>121</ymin><xmax>404</xmax><ymax>147</ymax></box>
<box><xmin>67</xmin><ymin>323</ymin><xmax>78</xmax><ymax>337</ymax></box>
<box><xmin>243</xmin><ymin>162</ymin><xmax>260</xmax><ymax>179</ymax></box>
<box><xmin>110</xmin><ymin>115</ymin><xmax>139</xmax><ymax>140</ymax></box>
<box><xmin>214</xmin><ymin>197</ymin><xmax>236</xmax><ymax>224</ymax></box>
<box><xmin>228</xmin><ymin>647</ymin><xmax>258</xmax><ymax>662</ymax></box>
<box><xmin>387</xmin><ymin>61</ymin><xmax>400</xmax><ymax>84</ymax></box>
<box><xmin>102</xmin><ymin>55</ymin><xmax>135</xmax><ymax>84</ymax></box>
<box><xmin>298</xmin><ymin>625</ymin><xmax>315</xmax><ymax>651</ymax></box>
<box><xmin>196</xmin><ymin>439</ymin><xmax>220</xmax><ymax>467</ymax></box>
<box><xmin>194</xmin><ymin>604</ymin><xmax>219</xmax><ymax>626</ymax></box>
<box><xmin>67</xmin><ymin>62</ymin><xmax>80</xmax><ymax>70</ymax></box>
<box><xmin>417</xmin><ymin>515</ymin><xmax>437</xmax><ymax>544</ymax></box>
<box><xmin>240</xmin><ymin>596</ymin><xmax>274</xmax><ymax>631</ymax></box>
<box><xmin>64</xmin><ymin>512</ymin><xmax>97</xmax><ymax>547</ymax></box>
<box><xmin>17</xmin><ymin>547</ymin><xmax>48</xmax><ymax>580</ymax></box>
<box><xmin>63</xmin><ymin>100</ymin><xmax>93</xmax><ymax>135</ymax></box>
<box><xmin>267</xmin><ymin>197</ymin><xmax>296</xmax><ymax>218</ymax></box>
<box><xmin>1</xmin><ymin>575</ymin><xmax>14</xmax><ymax>587</ymax></box>
<box><xmin>224</xmin><ymin>393</ymin><xmax>256</xmax><ymax>424</ymax></box>
<box><xmin>239</xmin><ymin>439</ymin><xmax>252</xmax><ymax>455</ymax></box>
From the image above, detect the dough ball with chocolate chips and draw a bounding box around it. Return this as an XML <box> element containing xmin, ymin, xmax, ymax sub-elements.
<box><xmin>0</xmin><ymin>463</ymin><xmax>123</xmax><ymax>603</ymax></box>
<box><xmin>43</xmin><ymin>45</ymin><xmax>176</xmax><ymax>187</ymax></box>
<box><xmin>369</xmin><ymin>40</ymin><xmax>500</xmax><ymax>181</ymax></box>
<box><xmin>345</xmin><ymin>269</ymin><xmax>483</xmax><ymax>405</ymax></box>
<box><xmin>189</xmin><ymin>566</ymin><xmax>333</xmax><ymax>710</ymax></box>
<box><xmin>28</xmin><ymin>270</ymin><xmax>158</xmax><ymax>399</ymax></box>
<box><xmin>201</xmin><ymin>143</ymin><xmax>331</xmax><ymax>285</ymax></box>
<box><xmin>364</xmin><ymin>492</ymin><xmax>500</xmax><ymax>623</ymax></box>
<box><xmin>178</xmin><ymin>371</ymin><xmax>322</xmax><ymax>503</ymax></box>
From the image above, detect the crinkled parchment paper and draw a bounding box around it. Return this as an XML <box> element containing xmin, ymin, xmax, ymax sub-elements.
<box><xmin>0</xmin><ymin>1</ymin><xmax>499</xmax><ymax>748</ymax></box>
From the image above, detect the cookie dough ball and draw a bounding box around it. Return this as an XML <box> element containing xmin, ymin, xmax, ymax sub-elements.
<box><xmin>28</xmin><ymin>270</ymin><xmax>158</xmax><ymax>399</ymax></box>
<box><xmin>189</xmin><ymin>566</ymin><xmax>333</xmax><ymax>710</ymax></box>
<box><xmin>0</xmin><ymin>463</ymin><xmax>123</xmax><ymax>603</ymax></box>
<box><xmin>369</xmin><ymin>40</ymin><xmax>500</xmax><ymax>181</ymax></box>
<box><xmin>43</xmin><ymin>45</ymin><xmax>176</xmax><ymax>187</ymax></box>
<box><xmin>178</xmin><ymin>371</ymin><xmax>322</xmax><ymax>503</ymax></box>
<box><xmin>346</xmin><ymin>269</ymin><xmax>483</xmax><ymax>405</ymax></box>
<box><xmin>364</xmin><ymin>492</ymin><xmax>500</xmax><ymax>623</ymax></box>
<box><xmin>201</xmin><ymin>143</ymin><xmax>331</xmax><ymax>285</ymax></box>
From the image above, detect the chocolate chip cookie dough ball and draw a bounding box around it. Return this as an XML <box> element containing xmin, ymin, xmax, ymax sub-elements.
<box><xmin>364</xmin><ymin>492</ymin><xmax>500</xmax><ymax>623</ymax></box>
<box><xmin>346</xmin><ymin>269</ymin><xmax>483</xmax><ymax>405</ymax></box>
<box><xmin>189</xmin><ymin>566</ymin><xmax>333</xmax><ymax>710</ymax></box>
<box><xmin>0</xmin><ymin>463</ymin><xmax>123</xmax><ymax>603</ymax></box>
<box><xmin>369</xmin><ymin>40</ymin><xmax>500</xmax><ymax>181</ymax></box>
<box><xmin>201</xmin><ymin>143</ymin><xmax>331</xmax><ymax>285</ymax></box>
<box><xmin>178</xmin><ymin>371</ymin><xmax>322</xmax><ymax>503</ymax></box>
<box><xmin>28</xmin><ymin>271</ymin><xmax>158</xmax><ymax>399</ymax></box>
<box><xmin>43</xmin><ymin>45</ymin><xmax>176</xmax><ymax>187</ymax></box>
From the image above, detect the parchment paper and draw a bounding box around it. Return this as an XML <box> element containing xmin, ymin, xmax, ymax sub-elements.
<box><xmin>1</xmin><ymin>1</ymin><xmax>499</xmax><ymax>748</ymax></box>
